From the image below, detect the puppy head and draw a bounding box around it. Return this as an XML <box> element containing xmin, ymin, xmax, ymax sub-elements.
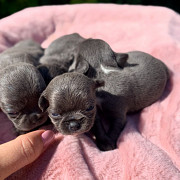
<box><xmin>3</xmin><ymin>39</ymin><xmax>44</xmax><ymax>60</ymax></box>
<box><xmin>0</xmin><ymin>63</ymin><xmax>47</xmax><ymax>132</ymax></box>
<box><xmin>14</xmin><ymin>39</ymin><xmax>42</xmax><ymax>49</ymax></box>
<box><xmin>69</xmin><ymin>39</ymin><xmax>128</xmax><ymax>74</ymax></box>
<box><xmin>0</xmin><ymin>52</ymin><xmax>40</xmax><ymax>69</ymax></box>
<box><xmin>39</xmin><ymin>72</ymin><xmax>104</xmax><ymax>135</ymax></box>
<box><xmin>45</xmin><ymin>33</ymin><xmax>85</xmax><ymax>56</ymax></box>
<box><xmin>42</xmin><ymin>33</ymin><xmax>85</xmax><ymax>69</ymax></box>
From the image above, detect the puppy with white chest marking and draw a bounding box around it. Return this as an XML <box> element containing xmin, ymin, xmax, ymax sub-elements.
<box><xmin>0</xmin><ymin>63</ymin><xmax>48</xmax><ymax>134</ymax></box>
<box><xmin>38</xmin><ymin>72</ymin><xmax>104</xmax><ymax>136</ymax></box>
<box><xmin>69</xmin><ymin>38</ymin><xmax>128</xmax><ymax>76</ymax></box>
<box><xmin>69</xmin><ymin>39</ymin><xmax>170</xmax><ymax>151</ymax></box>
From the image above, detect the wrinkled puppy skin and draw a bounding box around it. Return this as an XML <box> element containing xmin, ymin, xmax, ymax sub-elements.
<box><xmin>70</xmin><ymin>47</ymin><xmax>170</xmax><ymax>151</ymax></box>
<box><xmin>0</xmin><ymin>63</ymin><xmax>48</xmax><ymax>135</ymax></box>
<box><xmin>40</xmin><ymin>33</ymin><xmax>85</xmax><ymax>69</ymax></box>
<box><xmin>38</xmin><ymin>72</ymin><xmax>104</xmax><ymax>137</ymax></box>
<box><xmin>69</xmin><ymin>38</ymin><xmax>128</xmax><ymax>77</ymax></box>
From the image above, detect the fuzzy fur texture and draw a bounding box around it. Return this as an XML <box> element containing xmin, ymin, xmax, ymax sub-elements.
<box><xmin>0</xmin><ymin>4</ymin><xmax>180</xmax><ymax>179</ymax></box>
<box><xmin>38</xmin><ymin>72</ymin><xmax>103</xmax><ymax>136</ymax></box>
<box><xmin>0</xmin><ymin>63</ymin><xmax>47</xmax><ymax>134</ymax></box>
<box><xmin>0</xmin><ymin>40</ymin><xmax>43</xmax><ymax>68</ymax></box>
<box><xmin>70</xmin><ymin>48</ymin><xmax>169</xmax><ymax>151</ymax></box>
<box><xmin>0</xmin><ymin>40</ymin><xmax>47</xmax><ymax>134</ymax></box>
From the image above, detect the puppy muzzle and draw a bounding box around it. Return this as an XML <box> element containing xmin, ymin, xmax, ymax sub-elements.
<box><xmin>56</xmin><ymin>113</ymin><xmax>94</xmax><ymax>135</ymax></box>
<box><xmin>68</xmin><ymin>121</ymin><xmax>81</xmax><ymax>131</ymax></box>
<box><xmin>13</xmin><ymin>112</ymin><xmax>48</xmax><ymax>131</ymax></box>
<box><xmin>64</xmin><ymin>115</ymin><xmax>85</xmax><ymax>132</ymax></box>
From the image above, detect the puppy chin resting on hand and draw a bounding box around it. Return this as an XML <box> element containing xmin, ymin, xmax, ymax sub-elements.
<box><xmin>38</xmin><ymin>72</ymin><xmax>104</xmax><ymax>136</ymax></box>
<box><xmin>0</xmin><ymin>63</ymin><xmax>48</xmax><ymax>135</ymax></box>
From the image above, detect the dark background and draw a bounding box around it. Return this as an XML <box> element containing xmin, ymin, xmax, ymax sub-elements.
<box><xmin>0</xmin><ymin>0</ymin><xmax>180</xmax><ymax>19</ymax></box>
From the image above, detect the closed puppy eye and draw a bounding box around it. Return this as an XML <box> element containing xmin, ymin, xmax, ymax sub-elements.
<box><xmin>7</xmin><ymin>112</ymin><xmax>19</xmax><ymax>117</ymax></box>
<box><xmin>86</xmin><ymin>106</ymin><xmax>94</xmax><ymax>111</ymax></box>
<box><xmin>51</xmin><ymin>113</ymin><xmax>61</xmax><ymax>117</ymax></box>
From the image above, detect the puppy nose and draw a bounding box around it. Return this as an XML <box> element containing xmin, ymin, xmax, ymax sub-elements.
<box><xmin>69</xmin><ymin>121</ymin><xmax>81</xmax><ymax>131</ymax></box>
<box><xmin>30</xmin><ymin>113</ymin><xmax>38</xmax><ymax>119</ymax></box>
<box><xmin>30</xmin><ymin>113</ymin><xmax>42</xmax><ymax>122</ymax></box>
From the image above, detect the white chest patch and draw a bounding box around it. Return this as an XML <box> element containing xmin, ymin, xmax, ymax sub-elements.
<box><xmin>100</xmin><ymin>64</ymin><xmax>118</xmax><ymax>74</ymax></box>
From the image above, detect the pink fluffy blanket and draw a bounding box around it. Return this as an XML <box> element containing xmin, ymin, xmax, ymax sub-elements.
<box><xmin>0</xmin><ymin>4</ymin><xmax>180</xmax><ymax>179</ymax></box>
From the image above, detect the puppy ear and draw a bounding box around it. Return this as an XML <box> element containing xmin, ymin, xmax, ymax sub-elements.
<box><xmin>37</xmin><ymin>65</ymin><xmax>49</xmax><ymax>83</ymax></box>
<box><xmin>38</xmin><ymin>92</ymin><xmax>49</xmax><ymax>112</ymax></box>
<box><xmin>76</xmin><ymin>58</ymin><xmax>89</xmax><ymax>74</ymax></box>
<box><xmin>37</xmin><ymin>64</ymin><xmax>67</xmax><ymax>85</ymax></box>
<box><xmin>69</xmin><ymin>55</ymin><xmax>89</xmax><ymax>74</ymax></box>
<box><xmin>94</xmin><ymin>79</ymin><xmax>105</xmax><ymax>89</ymax></box>
<box><xmin>115</xmin><ymin>53</ymin><xmax>128</xmax><ymax>68</ymax></box>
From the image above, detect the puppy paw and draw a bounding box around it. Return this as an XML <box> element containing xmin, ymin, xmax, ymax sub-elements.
<box><xmin>96</xmin><ymin>140</ymin><xmax>116</xmax><ymax>151</ymax></box>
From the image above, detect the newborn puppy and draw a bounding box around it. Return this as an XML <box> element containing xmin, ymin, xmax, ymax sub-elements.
<box><xmin>69</xmin><ymin>39</ymin><xmax>128</xmax><ymax>76</ymax></box>
<box><xmin>70</xmin><ymin>48</ymin><xmax>169</xmax><ymax>150</ymax></box>
<box><xmin>40</xmin><ymin>33</ymin><xmax>85</xmax><ymax>69</ymax></box>
<box><xmin>2</xmin><ymin>39</ymin><xmax>44</xmax><ymax>60</ymax></box>
<box><xmin>38</xmin><ymin>72</ymin><xmax>104</xmax><ymax>135</ymax></box>
<box><xmin>0</xmin><ymin>63</ymin><xmax>47</xmax><ymax>134</ymax></box>
<box><xmin>38</xmin><ymin>33</ymin><xmax>85</xmax><ymax>84</ymax></box>
<box><xmin>0</xmin><ymin>52</ymin><xmax>39</xmax><ymax>69</ymax></box>
<box><xmin>0</xmin><ymin>39</ymin><xmax>44</xmax><ymax>69</ymax></box>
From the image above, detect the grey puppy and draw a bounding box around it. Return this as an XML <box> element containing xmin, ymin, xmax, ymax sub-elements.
<box><xmin>2</xmin><ymin>39</ymin><xmax>44</xmax><ymax>60</ymax></box>
<box><xmin>0</xmin><ymin>39</ymin><xmax>44</xmax><ymax>69</ymax></box>
<box><xmin>40</xmin><ymin>33</ymin><xmax>85</xmax><ymax>69</ymax></box>
<box><xmin>0</xmin><ymin>63</ymin><xmax>48</xmax><ymax>134</ymax></box>
<box><xmin>0</xmin><ymin>53</ymin><xmax>39</xmax><ymax>69</ymax></box>
<box><xmin>38</xmin><ymin>72</ymin><xmax>104</xmax><ymax>136</ymax></box>
<box><xmin>69</xmin><ymin>39</ymin><xmax>129</xmax><ymax>76</ymax></box>
<box><xmin>38</xmin><ymin>33</ymin><xmax>85</xmax><ymax>84</ymax></box>
<box><xmin>69</xmin><ymin>40</ymin><xmax>169</xmax><ymax>151</ymax></box>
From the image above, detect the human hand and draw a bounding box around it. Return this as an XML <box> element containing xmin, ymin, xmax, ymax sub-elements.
<box><xmin>0</xmin><ymin>130</ymin><xmax>55</xmax><ymax>180</ymax></box>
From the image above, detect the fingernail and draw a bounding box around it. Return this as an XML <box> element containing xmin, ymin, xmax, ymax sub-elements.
<box><xmin>41</xmin><ymin>130</ymin><xmax>55</xmax><ymax>147</ymax></box>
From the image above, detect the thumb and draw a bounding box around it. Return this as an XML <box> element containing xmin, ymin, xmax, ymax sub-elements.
<box><xmin>0</xmin><ymin>130</ymin><xmax>55</xmax><ymax>179</ymax></box>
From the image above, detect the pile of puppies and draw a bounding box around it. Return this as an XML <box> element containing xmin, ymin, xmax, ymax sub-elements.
<box><xmin>0</xmin><ymin>33</ymin><xmax>169</xmax><ymax>151</ymax></box>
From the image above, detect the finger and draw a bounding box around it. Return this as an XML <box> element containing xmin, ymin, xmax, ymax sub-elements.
<box><xmin>0</xmin><ymin>130</ymin><xmax>55</xmax><ymax>179</ymax></box>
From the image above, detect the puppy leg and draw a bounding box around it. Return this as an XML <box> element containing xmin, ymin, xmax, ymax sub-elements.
<box><xmin>92</xmin><ymin>109</ymin><xmax>116</xmax><ymax>151</ymax></box>
<box><xmin>97</xmin><ymin>95</ymin><xmax>127</xmax><ymax>150</ymax></box>
<box><xmin>107</xmin><ymin>111</ymin><xmax>127</xmax><ymax>147</ymax></box>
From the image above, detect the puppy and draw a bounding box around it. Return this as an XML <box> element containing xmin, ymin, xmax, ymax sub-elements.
<box><xmin>0</xmin><ymin>39</ymin><xmax>44</xmax><ymax>69</ymax></box>
<box><xmin>2</xmin><ymin>39</ymin><xmax>44</xmax><ymax>60</ymax></box>
<box><xmin>0</xmin><ymin>52</ymin><xmax>39</xmax><ymax>69</ymax></box>
<box><xmin>69</xmin><ymin>39</ymin><xmax>128</xmax><ymax>76</ymax></box>
<box><xmin>69</xmin><ymin>43</ymin><xmax>169</xmax><ymax>150</ymax></box>
<box><xmin>37</xmin><ymin>33</ymin><xmax>85</xmax><ymax>84</ymax></box>
<box><xmin>40</xmin><ymin>33</ymin><xmax>85</xmax><ymax>69</ymax></box>
<box><xmin>0</xmin><ymin>63</ymin><xmax>48</xmax><ymax>134</ymax></box>
<box><xmin>38</xmin><ymin>72</ymin><xmax>104</xmax><ymax>135</ymax></box>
